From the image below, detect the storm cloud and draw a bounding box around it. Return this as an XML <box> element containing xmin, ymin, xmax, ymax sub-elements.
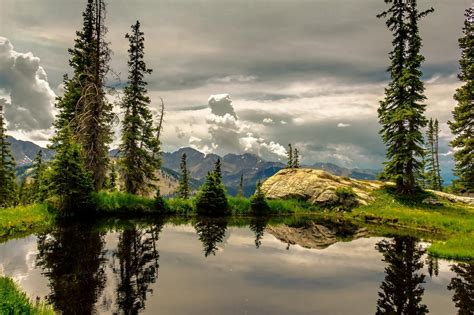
<box><xmin>0</xmin><ymin>0</ymin><xmax>468</xmax><ymax>173</ymax></box>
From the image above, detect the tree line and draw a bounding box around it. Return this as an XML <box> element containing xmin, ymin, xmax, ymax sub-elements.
<box><xmin>0</xmin><ymin>0</ymin><xmax>473</xmax><ymax>211</ymax></box>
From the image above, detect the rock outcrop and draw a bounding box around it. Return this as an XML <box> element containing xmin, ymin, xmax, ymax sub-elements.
<box><xmin>261</xmin><ymin>168</ymin><xmax>384</xmax><ymax>206</ymax></box>
<box><xmin>428</xmin><ymin>190</ymin><xmax>474</xmax><ymax>206</ymax></box>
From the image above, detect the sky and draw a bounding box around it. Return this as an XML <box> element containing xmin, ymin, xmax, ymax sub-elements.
<box><xmin>0</xmin><ymin>0</ymin><xmax>471</xmax><ymax>176</ymax></box>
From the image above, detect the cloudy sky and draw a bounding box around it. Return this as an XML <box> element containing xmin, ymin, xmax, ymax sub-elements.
<box><xmin>0</xmin><ymin>0</ymin><xmax>470</xmax><ymax>175</ymax></box>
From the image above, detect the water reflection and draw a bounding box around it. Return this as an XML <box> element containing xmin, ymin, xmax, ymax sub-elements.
<box><xmin>426</xmin><ymin>255</ymin><xmax>439</xmax><ymax>278</ymax></box>
<box><xmin>112</xmin><ymin>221</ymin><xmax>164</xmax><ymax>314</ymax></box>
<box><xmin>249</xmin><ymin>216</ymin><xmax>269</xmax><ymax>249</ymax></box>
<box><xmin>376</xmin><ymin>236</ymin><xmax>428</xmax><ymax>315</ymax></box>
<box><xmin>36</xmin><ymin>222</ymin><xmax>107</xmax><ymax>314</ymax></box>
<box><xmin>194</xmin><ymin>217</ymin><xmax>228</xmax><ymax>257</ymax></box>
<box><xmin>448</xmin><ymin>262</ymin><xmax>474</xmax><ymax>314</ymax></box>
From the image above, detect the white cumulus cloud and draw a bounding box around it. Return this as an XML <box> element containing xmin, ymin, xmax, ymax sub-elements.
<box><xmin>0</xmin><ymin>37</ymin><xmax>56</xmax><ymax>132</ymax></box>
<box><xmin>189</xmin><ymin>94</ymin><xmax>287</xmax><ymax>160</ymax></box>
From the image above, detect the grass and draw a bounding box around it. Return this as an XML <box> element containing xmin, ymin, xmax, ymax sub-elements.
<box><xmin>92</xmin><ymin>191</ymin><xmax>157</xmax><ymax>215</ymax></box>
<box><xmin>347</xmin><ymin>187</ymin><xmax>474</xmax><ymax>260</ymax></box>
<box><xmin>0</xmin><ymin>204</ymin><xmax>54</xmax><ymax>240</ymax></box>
<box><xmin>0</xmin><ymin>276</ymin><xmax>55</xmax><ymax>314</ymax></box>
<box><xmin>1</xmin><ymin>188</ymin><xmax>473</xmax><ymax>260</ymax></box>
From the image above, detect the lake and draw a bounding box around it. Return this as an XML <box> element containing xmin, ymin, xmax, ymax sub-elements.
<box><xmin>0</xmin><ymin>217</ymin><xmax>471</xmax><ymax>314</ymax></box>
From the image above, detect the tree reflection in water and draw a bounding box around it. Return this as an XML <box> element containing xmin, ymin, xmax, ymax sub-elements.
<box><xmin>249</xmin><ymin>216</ymin><xmax>269</xmax><ymax>249</ymax></box>
<box><xmin>36</xmin><ymin>222</ymin><xmax>107</xmax><ymax>314</ymax></box>
<box><xmin>375</xmin><ymin>236</ymin><xmax>428</xmax><ymax>315</ymax></box>
<box><xmin>426</xmin><ymin>255</ymin><xmax>439</xmax><ymax>278</ymax></box>
<box><xmin>112</xmin><ymin>221</ymin><xmax>163</xmax><ymax>314</ymax></box>
<box><xmin>448</xmin><ymin>262</ymin><xmax>474</xmax><ymax>314</ymax></box>
<box><xmin>194</xmin><ymin>217</ymin><xmax>228</xmax><ymax>257</ymax></box>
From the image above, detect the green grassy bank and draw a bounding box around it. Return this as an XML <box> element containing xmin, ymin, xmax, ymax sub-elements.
<box><xmin>346</xmin><ymin>188</ymin><xmax>474</xmax><ymax>261</ymax></box>
<box><xmin>0</xmin><ymin>276</ymin><xmax>55</xmax><ymax>314</ymax></box>
<box><xmin>0</xmin><ymin>204</ymin><xmax>54</xmax><ymax>240</ymax></box>
<box><xmin>1</xmin><ymin>189</ymin><xmax>473</xmax><ymax>260</ymax></box>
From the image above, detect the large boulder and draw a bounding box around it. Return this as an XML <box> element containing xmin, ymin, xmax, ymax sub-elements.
<box><xmin>261</xmin><ymin>168</ymin><xmax>383</xmax><ymax>206</ymax></box>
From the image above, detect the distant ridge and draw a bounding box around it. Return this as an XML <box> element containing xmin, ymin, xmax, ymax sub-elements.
<box><xmin>8</xmin><ymin>137</ymin><xmax>380</xmax><ymax>196</ymax></box>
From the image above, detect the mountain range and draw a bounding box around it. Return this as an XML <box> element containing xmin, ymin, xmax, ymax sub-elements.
<box><xmin>8</xmin><ymin>137</ymin><xmax>380</xmax><ymax>197</ymax></box>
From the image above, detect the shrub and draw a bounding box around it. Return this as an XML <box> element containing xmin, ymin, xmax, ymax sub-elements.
<box><xmin>332</xmin><ymin>187</ymin><xmax>359</xmax><ymax>211</ymax></box>
<box><xmin>195</xmin><ymin>172</ymin><xmax>229</xmax><ymax>216</ymax></box>
<box><xmin>250</xmin><ymin>182</ymin><xmax>270</xmax><ymax>214</ymax></box>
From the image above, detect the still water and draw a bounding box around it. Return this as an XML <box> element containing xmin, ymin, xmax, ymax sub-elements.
<box><xmin>0</xmin><ymin>217</ymin><xmax>471</xmax><ymax>314</ymax></box>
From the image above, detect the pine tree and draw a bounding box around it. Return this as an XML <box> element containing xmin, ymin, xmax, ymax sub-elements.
<box><xmin>51</xmin><ymin>0</ymin><xmax>95</xmax><ymax>145</ymax></box>
<box><xmin>377</xmin><ymin>0</ymin><xmax>433</xmax><ymax>194</ymax></box>
<box><xmin>0</xmin><ymin>105</ymin><xmax>17</xmax><ymax>207</ymax></box>
<box><xmin>250</xmin><ymin>181</ymin><xmax>270</xmax><ymax>214</ymax></box>
<box><xmin>293</xmin><ymin>148</ymin><xmax>300</xmax><ymax>168</ymax></box>
<box><xmin>178</xmin><ymin>153</ymin><xmax>190</xmax><ymax>199</ymax></box>
<box><xmin>449</xmin><ymin>6</ymin><xmax>474</xmax><ymax>193</ymax></box>
<box><xmin>237</xmin><ymin>173</ymin><xmax>244</xmax><ymax>197</ymax></box>
<box><xmin>119</xmin><ymin>21</ymin><xmax>160</xmax><ymax>195</ymax></box>
<box><xmin>49</xmin><ymin>127</ymin><xmax>94</xmax><ymax>214</ymax></box>
<box><xmin>31</xmin><ymin>150</ymin><xmax>47</xmax><ymax>201</ymax></box>
<box><xmin>286</xmin><ymin>144</ymin><xmax>293</xmax><ymax>168</ymax></box>
<box><xmin>195</xmin><ymin>160</ymin><xmax>228</xmax><ymax>216</ymax></box>
<box><xmin>52</xmin><ymin>0</ymin><xmax>114</xmax><ymax>191</ymax></box>
<box><xmin>75</xmin><ymin>0</ymin><xmax>114</xmax><ymax>191</ymax></box>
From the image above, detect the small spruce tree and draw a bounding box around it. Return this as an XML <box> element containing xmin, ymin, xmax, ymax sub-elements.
<box><xmin>178</xmin><ymin>153</ymin><xmax>190</xmax><ymax>199</ymax></box>
<box><xmin>195</xmin><ymin>160</ymin><xmax>228</xmax><ymax>216</ymax></box>
<box><xmin>50</xmin><ymin>127</ymin><xmax>94</xmax><ymax>215</ymax></box>
<box><xmin>449</xmin><ymin>5</ymin><xmax>474</xmax><ymax>193</ymax></box>
<box><xmin>250</xmin><ymin>182</ymin><xmax>270</xmax><ymax>214</ymax></box>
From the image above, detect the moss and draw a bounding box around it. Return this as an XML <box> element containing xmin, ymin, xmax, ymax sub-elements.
<box><xmin>0</xmin><ymin>276</ymin><xmax>55</xmax><ymax>314</ymax></box>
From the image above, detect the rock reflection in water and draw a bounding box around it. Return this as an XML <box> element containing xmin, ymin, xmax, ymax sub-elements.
<box><xmin>35</xmin><ymin>222</ymin><xmax>107</xmax><ymax>314</ymax></box>
<box><xmin>376</xmin><ymin>236</ymin><xmax>428</xmax><ymax>315</ymax></box>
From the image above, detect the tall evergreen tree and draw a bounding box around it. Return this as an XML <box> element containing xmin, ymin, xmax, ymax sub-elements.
<box><xmin>0</xmin><ymin>105</ymin><xmax>17</xmax><ymax>207</ymax></box>
<box><xmin>119</xmin><ymin>21</ymin><xmax>160</xmax><ymax>195</ymax></box>
<box><xmin>178</xmin><ymin>153</ymin><xmax>190</xmax><ymax>199</ymax></box>
<box><xmin>377</xmin><ymin>0</ymin><xmax>433</xmax><ymax>194</ymax></box>
<box><xmin>49</xmin><ymin>127</ymin><xmax>94</xmax><ymax>214</ymax></box>
<box><xmin>293</xmin><ymin>148</ymin><xmax>300</xmax><ymax>168</ymax></box>
<box><xmin>449</xmin><ymin>6</ymin><xmax>474</xmax><ymax>193</ymax></box>
<box><xmin>51</xmin><ymin>0</ymin><xmax>114</xmax><ymax>192</ymax></box>
<box><xmin>286</xmin><ymin>144</ymin><xmax>293</xmax><ymax>168</ymax></box>
<box><xmin>75</xmin><ymin>0</ymin><xmax>114</xmax><ymax>191</ymax></box>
